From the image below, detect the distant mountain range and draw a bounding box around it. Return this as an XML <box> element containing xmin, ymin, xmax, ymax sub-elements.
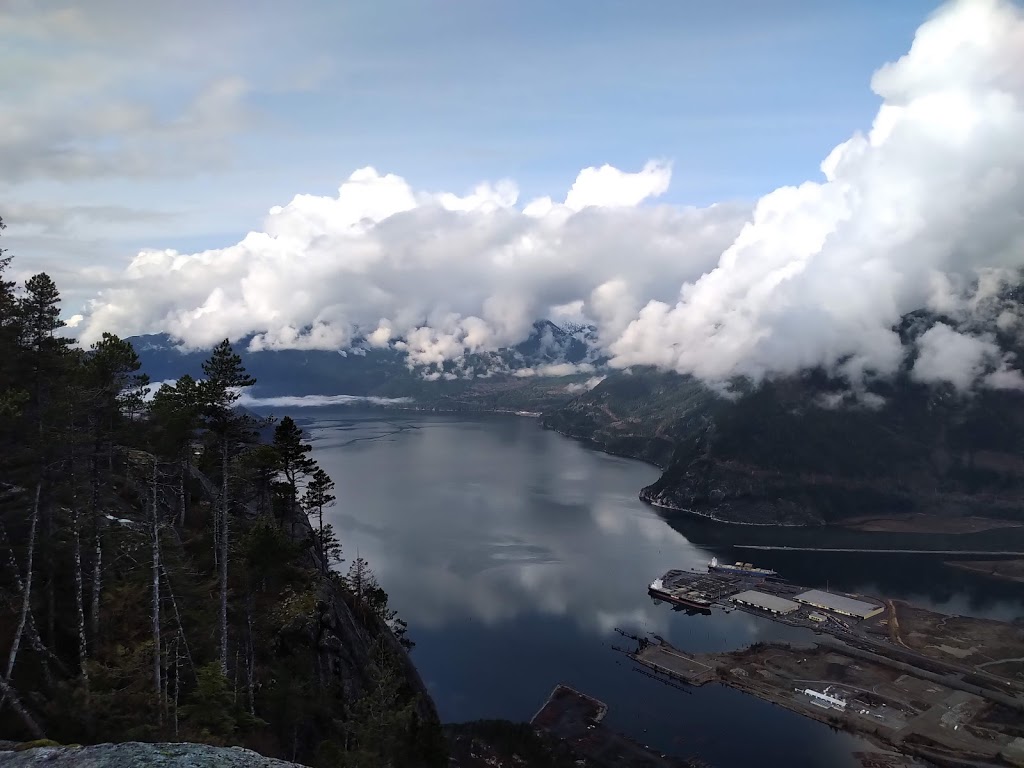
<box><xmin>130</xmin><ymin>320</ymin><xmax>602</xmax><ymax>401</ymax></box>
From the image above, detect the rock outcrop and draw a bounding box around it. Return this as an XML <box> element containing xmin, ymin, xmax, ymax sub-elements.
<box><xmin>0</xmin><ymin>742</ymin><xmax>304</xmax><ymax>767</ymax></box>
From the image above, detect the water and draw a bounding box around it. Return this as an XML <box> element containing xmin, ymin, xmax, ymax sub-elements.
<box><xmin>259</xmin><ymin>408</ymin><xmax>1024</xmax><ymax>767</ymax></box>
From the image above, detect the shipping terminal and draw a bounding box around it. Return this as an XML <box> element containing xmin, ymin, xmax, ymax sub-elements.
<box><xmin>636</xmin><ymin>558</ymin><xmax>1024</xmax><ymax>767</ymax></box>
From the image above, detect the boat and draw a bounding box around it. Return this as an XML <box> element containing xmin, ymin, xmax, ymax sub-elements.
<box><xmin>707</xmin><ymin>557</ymin><xmax>777</xmax><ymax>578</ymax></box>
<box><xmin>648</xmin><ymin>578</ymin><xmax>713</xmax><ymax>611</ymax></box>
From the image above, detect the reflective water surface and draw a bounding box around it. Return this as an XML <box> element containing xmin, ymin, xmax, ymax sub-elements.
<box><xmin>261</xmin><ymin>409</ymin><xmax>1024</xmax><ymax>768</ymax></box>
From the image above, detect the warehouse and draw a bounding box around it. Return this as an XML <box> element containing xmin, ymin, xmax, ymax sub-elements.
<box><xmin>794</xmin><ymin>589</ymin><xmax>883</xmax><ymax>620</ymax></box>
<box><xmin>731</xmin><ymin>590</ymin><xmax>800</xmax><ymax>615</ymax></box>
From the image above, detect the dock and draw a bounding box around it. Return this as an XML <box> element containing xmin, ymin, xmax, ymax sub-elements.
<box><xmin>635</xmin><ymin>559</ymin><xmax>1024</xmax><ymax>767</ymax></box>
<box><xmin>633</xmin><ymin>641</ymin><xmax>718</xmax><ymax>686</ymax></box>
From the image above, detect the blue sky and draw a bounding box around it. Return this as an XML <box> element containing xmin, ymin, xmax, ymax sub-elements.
<box><xmin>3</xmin><ymin>0</ymin><xmax>943</xmax><ymax>270</ymax></box>
<box><xmin>9</xmin><ymin>0</ymin><xmax>1024</xmax><ymax>393</ymax></box>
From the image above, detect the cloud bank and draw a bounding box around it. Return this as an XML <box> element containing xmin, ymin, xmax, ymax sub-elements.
<box><xmin>80</xmin><ymin>161</ymin><xmax>748</xmax><ymax>366</ymax></box>
<box><xmin>611</xmin><ymin>0</ymin><xmax>1024</xmax><ymax>388</ymax></box>
<box><xmin>78</xmin><ymin>0</ymin><xmax>1024</xmax><ymax>391</ymax></box>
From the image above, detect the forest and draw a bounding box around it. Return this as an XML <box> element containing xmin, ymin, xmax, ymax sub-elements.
<box><xmin>0</xmin><ymin>217</ymin><xmax>446</xmax><ymax>766</ymax></box>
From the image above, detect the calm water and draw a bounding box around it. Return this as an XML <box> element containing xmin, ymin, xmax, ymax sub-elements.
<box><xmin>261</xmin><ymin>408</ymin><xmax>1024</xmax><ymax>768</ymax></box>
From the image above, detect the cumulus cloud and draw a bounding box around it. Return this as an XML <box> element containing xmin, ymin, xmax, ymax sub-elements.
<box><xmin>911</xmin><ymin>324</ymin><xmax>1002</xmax><ymax>391</ymax></box>
<box><xmin>513</xmin><ymin>363</ymin><xmax>596</xmax><ymax>379</ymax></box>
<box><xmin>565</xmin><ymin>376</ymin><xmax>607</xmax><ymax>394</ymax></box>
<box><xmin>74</xmin><ymin>0</ymin><xmax>1024</xmax><ymax>392</ymax></box>
<box><xmin>78</xmin><ymin>163</ymin><xmax>748</xmax><ymax>365</ymax></box>
<box><xmin>610</xmin><ymin>0</ymin><xmax>1024</xmax><ymax>386</ymax></box>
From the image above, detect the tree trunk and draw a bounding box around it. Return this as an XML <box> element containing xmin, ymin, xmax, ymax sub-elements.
<box><xmin>161</xmin><ymin>563</ymin><xmax>196</xmax><ymax>683</ymax></box>
<box><xmin>318</xmin><ymin>505</ymin><xmax>324</xmax><ymax>572</ymax></box>
<box><xmin>0</xmin><ymin>520</ymin><xmax>62</xmax><ymax>683</ymax></box>
<box><xmin>178</xmin><ymin>453</ymin><xmax>187</xmax><ymax>529</ymax></box>
<box><xmin>45</xmin><ymin>503</ymin><xmax>55</xmax><ymax>650</ymax></box>
<box><xmin>246</xmin><ymin>597</ymin><xmax>255</xmax><ymax>715</ymax></box>
<box><xmin>173</xmin><ymin>636</ymin><xmax>180</xmax><ymax>739</ymax></box>
<box><xmin>219</xmin><ymin>440</ymin><xmax>229</xmax><ymax>674</ymax></box>
<box><xmin>73</xmin><ymin>504</ymin><xmax>90</xmax><ymax>686</ymax></box>
<box><xmin>151</xmin><ymin>458</ymin><xmax>162</xmax><ymax>724</ymax></box>
<box><xmin>91</xmin><ymin>518</ymin><xmax>102</xmax><ymax>644</ymax></box>
<box><xmin>0</xmin><ymin>676</ymin><xmax>45</xmax><ymax>740</ymax></box>
<box><xmin>89</xmin><ymin>447</ymin><xmax>102</xmax><ymax>644</ymax></box>
<box><xmin>6</xmin><ymin>481</ymin><xmax>41</xmax><ymax>682</ymax></box>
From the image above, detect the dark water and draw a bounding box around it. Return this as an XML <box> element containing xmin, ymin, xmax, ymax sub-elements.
<box><xmin>262</xmin><ymin>408</ymin><xmax>1024</xmax><ymax>768</ymax></box>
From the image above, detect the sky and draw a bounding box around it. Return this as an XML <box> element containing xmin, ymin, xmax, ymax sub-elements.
<box><xmin>3</xmin><ymin>0</ymin><xmax>1024</xmax><ymax>392</ymax></box>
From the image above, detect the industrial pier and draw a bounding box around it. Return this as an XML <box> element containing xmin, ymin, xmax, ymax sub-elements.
<box><xmin>648</xmin><ymin>563</ymin><xmax>884</xmax><ymax>631</ymax></box>
<box><xmin>634</xmin><ymin>560</ymin><xmax>1024</xmax><ymax>767</ymax></box>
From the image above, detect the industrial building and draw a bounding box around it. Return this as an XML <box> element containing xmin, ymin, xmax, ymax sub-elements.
<box><xmin>794</xmin><ymin>589</ymin><xmax>883</xmax><ymax>620</ymax></box>
<box><xmin>731</xmin><ymin>590</ymin><xmax>800</xmax><ymax>615</ymax></box>
<box><xmin>804</xmin><ymin>688</ymin><xmax>847</xmax><ymax>711</ymax></box>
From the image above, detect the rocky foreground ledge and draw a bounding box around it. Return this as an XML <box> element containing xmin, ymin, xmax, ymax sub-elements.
<box><xmin>0</xmin><ymin>742</ymin><xmax>303</xmax><ymax>767</ymax></box>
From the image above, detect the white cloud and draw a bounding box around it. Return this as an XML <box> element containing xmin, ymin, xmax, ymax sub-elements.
<box><xmin>609</xmin><ymin>0</ymin><xmax>1024</xmax><ymax>387</ymax></box>
<box><xmin>77</xmin><ymin>163</ymin><xmax>748</xmax><ymax>364</ymax></box>
<box><xmin>565</xmin><ymin>376</ymin><xmax>606</xmax><ymax>393</ymax></box>
<box><xmin>562</xmin><ymin>160</ymin><xmax>672</xmax><ymax>211</ymax></box>
<box><xmin>911</xmin><ymin>323</ymin><xmax>1003</xmax><ymax>391</ymax></box>
<box><xmin>513</xmin><ymin>363</ymin><xmax>596</xmax><ymax>379</ymax></box>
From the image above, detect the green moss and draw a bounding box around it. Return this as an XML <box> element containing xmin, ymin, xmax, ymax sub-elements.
<box><xmin>15</xmin><ymin>739</ymin><xmax>62</xmax><ymax>751</ymax></box>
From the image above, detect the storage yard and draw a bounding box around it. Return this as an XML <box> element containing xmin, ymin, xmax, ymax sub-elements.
<box><xmin>636</xmin><ymin>560</ymin><xmax>1024</xmax><ymax>766</ymax></box>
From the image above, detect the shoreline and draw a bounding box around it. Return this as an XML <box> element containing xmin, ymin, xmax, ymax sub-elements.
<box><xmin>641</xmin><ymin>496</ymin><xmax>805</xmax><ymax>527</ymax></box>
<box><xmin>944</xmin><ymin>558</ymin><xmax>1024</xmax><ymax>584</ymax></box>
<box><xmin>296</xmin><ymin>401</ymin><xmax>1023</xmax><ymax>543</ymax></box>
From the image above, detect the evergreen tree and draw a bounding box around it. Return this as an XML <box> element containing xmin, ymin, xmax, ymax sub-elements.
<box><xmin>0</xmin><ymin>237</ymin><xmax>438</xmax><ymax>761</ymax></box>
<box><xmin>301</xmin><ymin>467</ymin><xmax>337</xmax><ymax>571</ymax></box>
<box><xmin>342</xmin><ymin>640</ymin><xmax>416</xmax><ymax>766</ymax></box>
<box><xmin>272</xmin><ymin>416</ymin><xmax>316</xmax><ymax>522</ymax></box>
<box><xmin>200</xmin><ymin>340</ymin><xmax>256</xmax><ymax>674</ymax></box>
<box><xmin>82</xmin><ymin>333</ymin><xmax>149</xmax><ymax>644</ymax></box>
<box><xmin>150</xmin><ymin>375</ymin><xmax>205</xmax><ymax>527</ymax></box>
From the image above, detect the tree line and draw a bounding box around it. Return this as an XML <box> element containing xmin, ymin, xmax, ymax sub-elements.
<box><xmin>0</xmin><ymin>217</ymin><xmax>440</xmax><ymax>766</ymax></box>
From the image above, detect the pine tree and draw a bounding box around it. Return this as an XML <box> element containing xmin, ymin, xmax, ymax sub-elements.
<box><xmin>301</xmin><ymin>467</ymin><xmax>336</xmax><ymax>571</ymax></box>
<box><xmin>150</xmin><ymin>375</ymin><xmax>204</xmax><ymax>527</ymax></box>
<box><xmin>272</xmin><ymin>417</ymin><xmax>316</xmax><ymax>523</ymax></box>
<box><xmin>82</xmin><ymin>333</ymin><xmax>149</xmax><ymax>644</ymax></box>
<box><xmin>200</xmin><ymin>340</ymin><xmax>256</xmax><ymax>675</ymax></box>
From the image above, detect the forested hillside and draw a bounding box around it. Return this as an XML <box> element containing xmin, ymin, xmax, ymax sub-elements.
<box><xmin>543</xmin><ymin>365</ymin><xmax>1024</xmax><ymax>529</ymax></box>
<box><xmin>0</xmin><ymin>218</ymin><xmax>445</xmax><ymax>766</ymax></box>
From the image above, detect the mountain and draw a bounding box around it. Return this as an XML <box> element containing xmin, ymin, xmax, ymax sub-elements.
<box><xmin>129</xmin><ymin>320</ymin><xmax>603</xmax><ymax>402</ymax></box>
<box><xmin>542</xmin><ymin>366</ymin><xmax>1024</xmax><ymax>529</ymax></box>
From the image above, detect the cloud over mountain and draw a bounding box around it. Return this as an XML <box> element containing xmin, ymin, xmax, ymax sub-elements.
<box><xmin>610</xmin><ymin>0</ymin><xmax>1024</xmax><ymax>387</ymax></box>
<box><xmin>77</xmin><ymin>0</ymin><xmax>1024</xmax><ymax>389</ymax></box>
<box><xmin>79</xmin><ymin>162</ymin><xmax>748</xmax><ymax>366</ymax></box>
